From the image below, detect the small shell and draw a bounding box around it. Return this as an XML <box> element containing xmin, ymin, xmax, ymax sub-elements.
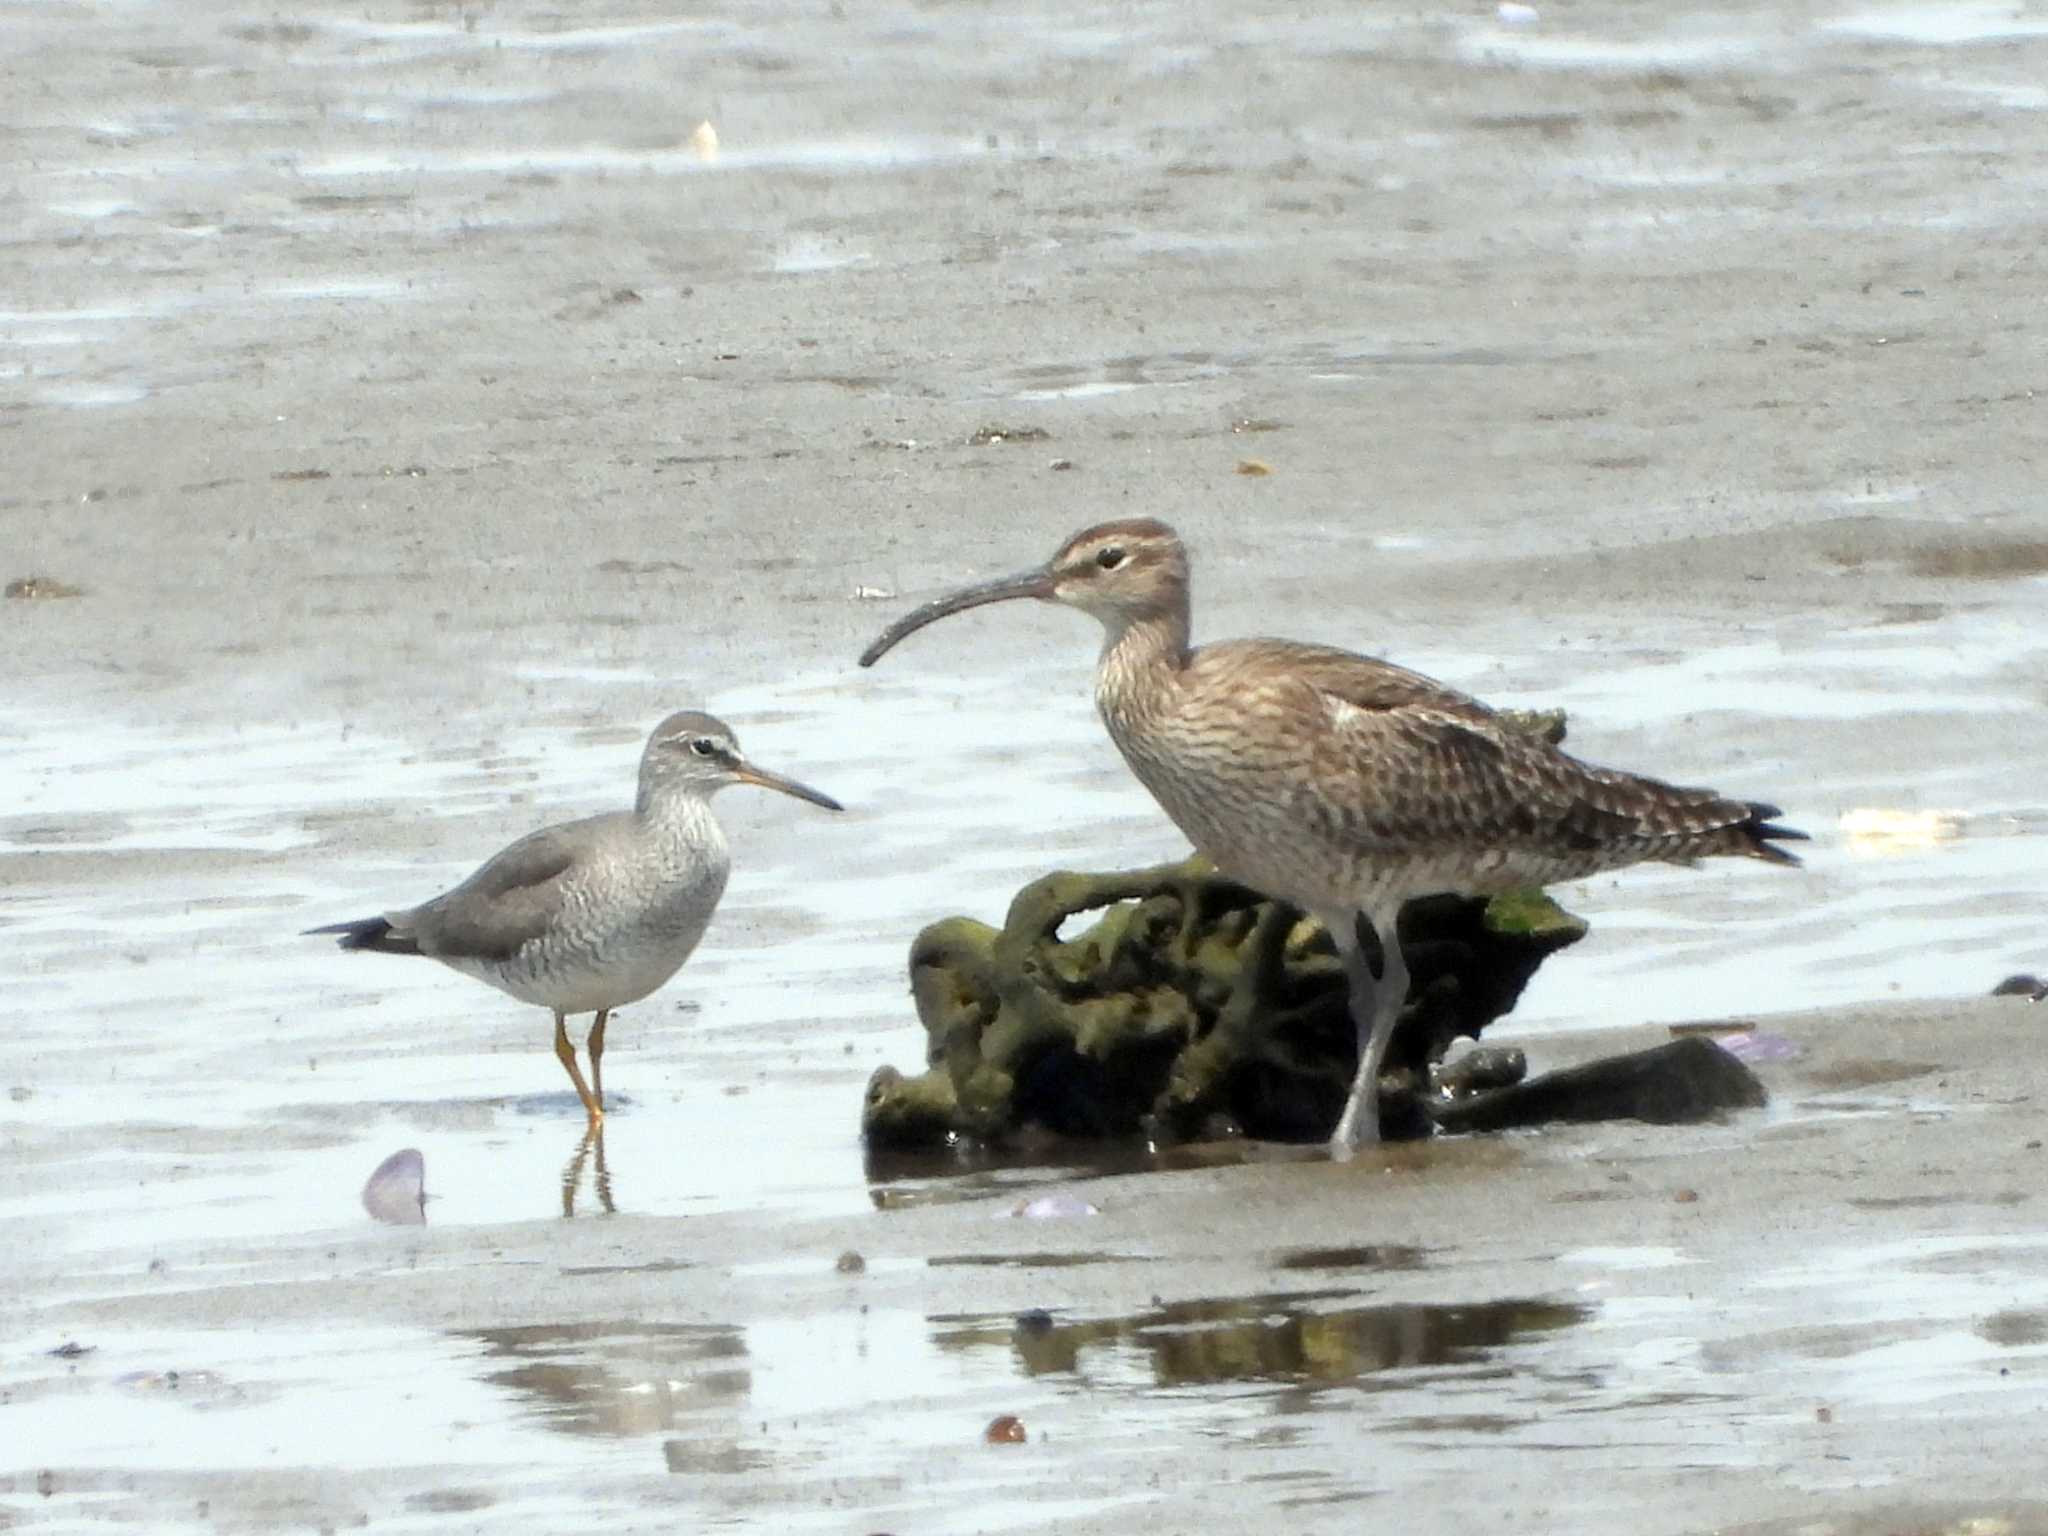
<box><xmin>362</xmin><ymin>1148</ymin><xmax>427</xmax><ymax>1225</ymax></box>
<box><xmin>1712</xmin><ymin>1031</ymin><xmax>1805</xmax><ymax>1064</ymax></box>
<box><xmin>1004</xmin><ymin>1192</ymin><xmax>1099</xmax><ymax>1220</ymax></box>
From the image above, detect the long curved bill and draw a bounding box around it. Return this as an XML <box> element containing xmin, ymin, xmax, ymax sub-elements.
<box><xmin>734</xmin><ymin>760</ymin><xmax>844</xmax><ymax>812</ymax></box>
<box><xmin>858</xmin><ymin>568</ymin><xmax>1053</xmax><ymax>667</ymax></box>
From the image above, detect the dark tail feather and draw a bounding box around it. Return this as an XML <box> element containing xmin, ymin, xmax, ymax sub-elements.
<box><xmin>1739</xmin><ymin>801</ymin><xmax>1809</xmax><ymax>867</ymax></box>
<box><xmin>303</xmin><ymin>916</ymin><xmax>420</xmax><ymax>955</ymax></box>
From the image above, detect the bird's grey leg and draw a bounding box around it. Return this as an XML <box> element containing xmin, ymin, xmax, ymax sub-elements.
<box><xmin>552</xmin><ymin>1011</ymin><xmax>602</xmax><ymax>1124</ymax></box>
<box><xmin>587</xmin><ymin>1010</ymin><xmax>610</xmax><ymax>1113</ymax></box>
<box><xmin>1324</xmin><ymin>912</ymin><xmax>1375</xmax><ymax>1150</ymax></box>
<box><xmin>1330</xmin><ymin>908</ymin><xmax>1408</xmax><ymax>1157</ymax></box>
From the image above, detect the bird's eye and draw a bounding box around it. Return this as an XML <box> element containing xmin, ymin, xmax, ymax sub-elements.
<box><xmin>690</xmin><ymin>738</ymin><xmax>719</xmax><ymax>757</ymax></box>
<box><xmin>1095</xmin><ymin>545</ymin><xmax>1127</xmax><ymax>570</ymax></box>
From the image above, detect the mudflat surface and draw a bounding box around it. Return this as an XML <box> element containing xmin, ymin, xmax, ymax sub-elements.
<box><xmin>4</xmin><ymin>0</ymin><xmax>2046</xmax><ymax>1530</ymax></box>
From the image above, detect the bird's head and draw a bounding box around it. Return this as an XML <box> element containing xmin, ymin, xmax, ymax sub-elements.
<box><xmin>640</xmin><ymin>711</ymin><xmax>842</xmax><ymax>812</ymax></box>
<box><xmin>858</xmin><ymin>518</ymin><xmax>1188</xmax><ymax>666</ymax></box>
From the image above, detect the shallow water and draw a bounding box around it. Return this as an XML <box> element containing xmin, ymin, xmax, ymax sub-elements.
<box><xmin>12</xmin><ymin>637</ymin><xmax>2039</xmax><ymax>1522</ymax></box>
<box><xmin>5</xmin><ymin>584</ymin><xmax>2043</xmax><ymax>1239</ymax></box>
<box><xmin>15</xmin><ymin>1227</ymin><xmax>2045</xmax><ymax>1529</ymax></box>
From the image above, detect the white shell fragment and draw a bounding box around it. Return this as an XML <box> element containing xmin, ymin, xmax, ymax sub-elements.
<box><xmin>361</xmin><ymin>1147</ymin><xmax>427</xmax><ymax>1225</ymax></box>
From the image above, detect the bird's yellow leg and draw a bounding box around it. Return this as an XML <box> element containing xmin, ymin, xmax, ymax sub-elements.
<box><xmin>562</xmin><ymin>1123</ymin><xmax>601</xmax><ymax>1217</ymax></box>
<box><xmin>587</xmin><ymin>1010</ymin><xmax>610</xmax><ymax>1113</ymax></box>
<box><xmin>591</xmin><ymin>1124</ymin><xmax>614</xmax><ymax>1215</ymax></box>
<box><xmin>552</xmin><ymin>1012</ymin><xmax>602</xmax><ymax>1124</ymax></box>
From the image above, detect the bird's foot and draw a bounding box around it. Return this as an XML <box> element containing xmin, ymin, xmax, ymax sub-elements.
<box><xmin>1327</xmin><ymin>1122</ymin><xmax>1380</xmax><ymax>1162</ymax></box>
<box><xmin>1328</xmin><ymin>1088</ymin><xmax>1381</xmax><ymax>1159</ymax></box>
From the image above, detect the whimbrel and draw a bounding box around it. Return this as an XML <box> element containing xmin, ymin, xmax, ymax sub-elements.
<box><xmin>860</xmin><ymin>519</ymin><xmax>1804</xmax><ymax>1155</ymax></box>
<box><xmin>306</xmin><ymin>711</ymin><xmax>842</xmax><ymax>1124</ymax></box>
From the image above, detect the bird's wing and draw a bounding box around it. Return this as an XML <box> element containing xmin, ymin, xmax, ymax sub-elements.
<box><xmin>1237</xmin><ymin>639</ymin><xmax>1491</xmax><ymax>716</ymax></box>
<box><xmin>401</xmin><ymin>819</ymin><xmax>598</xmax><ymax>964</ymax></box>
<box><xmin>1305</xmin><ymin>694</ymin><xmax>1650</xmax><ymax>850</ymax></box>
<box><xmin>1192</xmin><ymin>639</ymin><xmax>1740</xmax><ymax>854</ymax></box>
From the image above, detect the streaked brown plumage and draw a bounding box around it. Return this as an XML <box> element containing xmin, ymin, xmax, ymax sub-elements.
<box><xmin>861</xmin><ymin>518</ymin><xmax>1805</xmax><ymax>1155</ymax></box>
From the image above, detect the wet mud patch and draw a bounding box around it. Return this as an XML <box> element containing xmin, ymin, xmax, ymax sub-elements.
<box><xmin>1273</xmin><ymin>1244</ymin><xmax>1429</xmax><ymax>1272</ymax></box>
<box><xmin>1821</xmin><ymin>519</ymin><xmax>2048</xmax><ymax>581</ymax></box>
<box><xmin>404</xmin><ymin>1486</ymin><xmax>495</xmax><ymax>1514</ymax></box>
<box><xmin>1800</xmin><ymin>1058</ymin><xmax>1943</xmax><ymax>1092</ymax></box>
<box><xmin>4</xmin><ymin>575</ymin><xmax>85</xmax><ymax>599</ymax></box>
<box><xmin>1850</xmin><ymin>1191</ymin><xmax>2028</xmax><ymax>1211</ymax></box>
<box><xmin>928</xmin><ymin>1251</ymin><xmax>1152</xmax><ymax>1269</ymax></box>
<box><xmin>1701</xmin><ymin>1321</ymin><xmax>1936</xmax><ymax>1370</ymax></box>
<box><xmin>661</xmin><ymin>1438</ymin><xmax>769</xmax><ymax>1475</ymax></box>
<box><xmin>1977</xmin><ymin>1310</ymin><xmax>2048</xmax><ymax>1347</ymax></box>
<box><xmin>1908</xmin><ymin>540</ymin><xmax>2048</xmax><ymax>580</ymax></box>
<box><xmin>557</xmin><ymin>1257</ymin><xmax>697</xmax><ymax>1278</ymax></box>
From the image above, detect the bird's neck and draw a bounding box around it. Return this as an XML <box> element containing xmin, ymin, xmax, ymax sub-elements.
<box><xmin>1095</xmin><ymin>604</ymin><xmax>1190</xmax><ymax>721</ymax></box>
<box><xmin>636</xmin><ymin>785</ymin><xmax>723</xmax><ymax>850</ymax></box>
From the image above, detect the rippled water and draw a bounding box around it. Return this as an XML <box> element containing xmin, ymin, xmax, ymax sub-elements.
<box><xmin>5</xmin><ymin>596</ymin><xmax>2042</xmax><ymax>1242</ymax></box>
<box><xmin>16</xmin><ymin>1229</ymin><xmax>2046</xmax><ymax>1528</ymax></box>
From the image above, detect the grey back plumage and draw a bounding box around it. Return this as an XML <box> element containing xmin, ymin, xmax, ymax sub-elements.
<box><xmin>307</xmin><ymin>710</ymin><xmax>841</xmax><ymax>1016</ymax></box>
<box><xmin>395</xmin><ymin>819</ymin><xmax>594</xmax><ymax>964</ymax></box>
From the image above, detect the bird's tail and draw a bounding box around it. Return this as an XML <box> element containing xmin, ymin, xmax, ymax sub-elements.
<box><xmin>1647</xmin><ymin>795</ymin><xmax>1808</xmax><ymax>868</ymax></box>
<box><xmin>1731</xmin><ymin>802</ymin><xmax>1809</xmax><ymax>866</ymax></box>
<box><xmin>302</xmin><ymin>916</ymin><xmax>420</xmax><ymax>955</ymax></box>
<box><xmin>1585</xmin><ymin>766</ymin><xmax>1810</xmax><ymax>869</ymax></box>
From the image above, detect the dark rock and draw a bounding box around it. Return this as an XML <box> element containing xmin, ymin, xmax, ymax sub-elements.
<box><xmin>862</xmin><ymin>1064</ymin><xmax>961</xmax><ymax>1148</ymax></box>
<box><xmin>1430</xmin><ymin>1036</ymin><xmax>1767</xmax><ymax>1135</ymax></box>
<box><xmin>1432</xmin><ymin>1045</ymin><xmax>1528</xmax><ymax>1099</ymax></box>
<box><xmin>860</xmin><ymin>855</ymin><xmax>1586</xmax><ymax>1148</ymax></box>
<box><xmin>1992</xmin><ymin>974</ymin><xmax>2047</xmax><ymax>1001</ymax></box>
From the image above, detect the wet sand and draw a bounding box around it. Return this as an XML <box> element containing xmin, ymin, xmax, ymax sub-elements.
<box><xmin>12</xmin><ymin>1002</ymin><xmax>2048</xmax><ymax>1532</ymax></box>
<box><xmin>5</xmin><ymin>0</ymin><xmax>2047</xmax><ymax>1529</ymax></box>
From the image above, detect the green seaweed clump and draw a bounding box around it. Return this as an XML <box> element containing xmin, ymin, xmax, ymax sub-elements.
<box><xmin>860</xmin><ymin>857</ymin><xmax>1587</xmax><ymax>1149</ymax></box>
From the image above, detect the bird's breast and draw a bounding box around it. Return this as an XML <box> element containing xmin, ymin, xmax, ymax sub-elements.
<box><xmin>1095</xmin><ymin>672</ymin><xmax>1389</xmax><ymax>912</ymax></box>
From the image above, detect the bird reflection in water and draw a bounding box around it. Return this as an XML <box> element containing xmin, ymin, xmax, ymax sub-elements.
<box><xmin>464</xmin><ymin>1321</ymin><xmax>751</xmax><ymax>1439</ymax></box>
<box><xmin>935</xmin><ymin>1292</ymin><xmax>1590</xmax><ymax>1390</ymax></box>
<box><xmin>561</xmin><ymin>1125</ymin><xmax>614</xmax><ymax>1217</ymax></box>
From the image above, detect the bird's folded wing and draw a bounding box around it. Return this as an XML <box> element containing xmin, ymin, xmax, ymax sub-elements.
<box><xmin>1250</xmin><ymin>640</ymin><xmax>1485</xmax><ymax>715</ymax></box>
<box><xmin>1306</xmin><ymin>701</ymin><xmax>1641</xmax><ymax>848</ymax></box>
<box><xmin>1283</xmin><ymin>655</ymin><xmax>1743</xmax><ymax>851</ymax></box>
<box><xmin>409</xmin><ymin>825</ymin><xmax>584</xmax><ymax>963</ymax></box>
